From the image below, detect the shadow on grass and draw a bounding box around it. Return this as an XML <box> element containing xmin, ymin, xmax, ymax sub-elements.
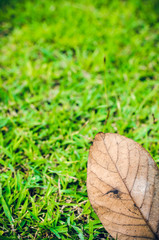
<box><xmin>0</xmin><ymin>0</ymin><xmax>24</xmax><ymax>7</ymax></box>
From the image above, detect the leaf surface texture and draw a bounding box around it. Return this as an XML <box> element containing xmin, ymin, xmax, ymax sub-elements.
<box><xmin>87</xmin><ymin>133</ymin><xmax>159</xmax><ymax>240</ymax></box>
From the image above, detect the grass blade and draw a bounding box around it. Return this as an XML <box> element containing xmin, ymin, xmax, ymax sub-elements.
<box><xmin>1</xmin><ymin>195</ymin><xmax>14</xmax><ymax>225</ymax></box>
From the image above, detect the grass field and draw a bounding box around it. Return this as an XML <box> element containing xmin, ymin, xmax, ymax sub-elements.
<box><xmin>0</xmin><ymin>0</ymin><xmax>159</xmax><ymax>239</ymax></box>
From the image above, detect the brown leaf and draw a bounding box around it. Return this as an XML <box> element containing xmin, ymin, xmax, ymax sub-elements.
<box><xmin>87</xmin><ymin>133</ymin><xmax>159</xmax><ymax>240</ymax></box>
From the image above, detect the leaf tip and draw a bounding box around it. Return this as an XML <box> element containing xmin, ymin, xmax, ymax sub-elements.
<box><xmin>94</xmin><ymin>132</ymin><xmax>105</xmax><ymax>141</ymax></box>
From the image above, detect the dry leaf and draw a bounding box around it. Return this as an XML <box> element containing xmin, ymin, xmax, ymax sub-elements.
<box><xmin>87</xmin><ymin>133</ymin><xmax>159</xmax><ymax>240</ymax></box>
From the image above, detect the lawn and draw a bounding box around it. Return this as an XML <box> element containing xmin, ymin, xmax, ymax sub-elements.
<box><xmin>0</xmin><ymin>0</ymin><xmax>159</xmax><ymax>239</ymax></box>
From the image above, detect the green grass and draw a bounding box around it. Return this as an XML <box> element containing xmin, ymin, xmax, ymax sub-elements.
<box><xmin>0</xmin><ymin>0</ymin><xmax>159</xmax><ymax>239</ymax></box>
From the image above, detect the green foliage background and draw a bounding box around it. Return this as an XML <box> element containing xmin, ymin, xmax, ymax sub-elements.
<box><xmin>0</xmin><ymin>0</ymin><xmax>159</xmax><ymax>239</ymax></box>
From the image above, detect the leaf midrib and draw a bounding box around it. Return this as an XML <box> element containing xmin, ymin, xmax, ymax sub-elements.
<box><xmin>101</xmin><ymin>133</ymin><xmax>157</xmax><ymax>240</ymax></box>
